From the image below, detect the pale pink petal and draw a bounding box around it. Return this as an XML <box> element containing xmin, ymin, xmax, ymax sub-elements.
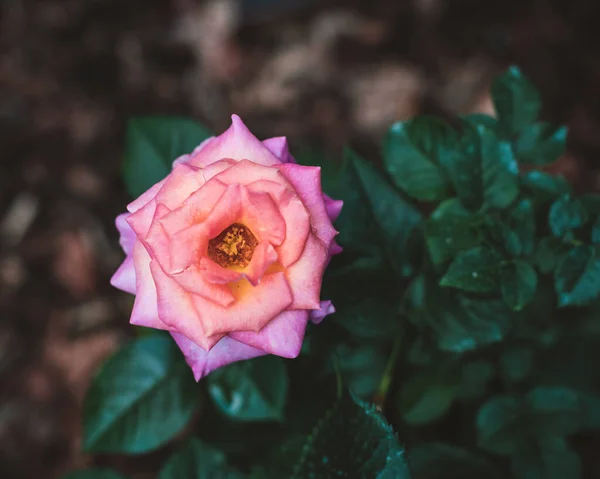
<box><xmin>213</xmin><ymin>159</ymin><xmax>284</xmax><ymax>186</ymax></box>
<box><xmin>286</xmin><ymin>234</ymin><xmax>329</xmax><ymax>309</ymax></box>
<box><xmin>150</xmin><ymin>260</ymin><xmax>223</xmax><ymax>351</ymax></box>
<box><xmin>171</xmin><ymin>332</ymin><xmax>265</xmax><ymax>382</ymax></box>
<box><xmin>143</xmin><ymin>204</ymin><xmax>171</xmax><ymax>267</ymax></box>
<box><xmin>116</xmin><ymin>213</ymin><xmax>136</xmax><ymax>254</ymax></box>
<box><xmin>110</xmin><ymin>254</ymin><xmax>136</xmax><ymax>295</ymax></box>
<box><xmin>241</xmin><ymin>187</ymin><xmax>286</xmax><ymax>245</ymax></box>
<box><xmin>262</xmin><ymin>137</ymin><xmax>295</xmax><ymax>163</ymax></box>
<box><xmin>130</xmin><ymin>242</ymin><xmax>168</xmax><ymax>330</ymax></box>
<box><xmin>127</xmin><ymin>178</ymin><xmax>166</xmax><ymax>213</ymax></box>
<box><xmin>278</xmin><ymin>164</ymin><xmax>338</xmax><ymax>246</ymax></box>
<box><xmin>324</xmin><ymin>194</ymin><xmax>343</xmax><ymax>223</ymax></box>
<box><xmin>173</xmin><ymin>137</ymin><xmax>215</xmax><ymax>167</ymax></box>
<box><xmin>127</xmin><ymin>199</ymin><xmax>158</xmax><ymax>241</ymax></box>
<box><xmin>197</xmin><ymin>256</ymin><xmax>242</xmax><ymax>284</ymax></box>
<box><xmin>167</xmin><ymin>223</ymin><xmax>210</xmax><ymax>274</ymax></box>
<box><xmin>247</xmin><ymin>180</ymin><xmax>311</xmax><ymax>267</ymax></box>
<box><xmin>187</xmin><ymin>115</ymin><xmax>281</xmax><ymax>167</ymax></box>
<box><xmin>194</xmin><ymin>272</ymin><xmax>293</xmax><ymax>336</ymax></box>
<box><xmin>172</xmin><ymin>263</ymin><xmax>236</xmax><ymax>307</ymax></box>
<box><xmin>310</xmin><ymin>300</ymin><xmax>335</xmax><ymax>324</ymax></box>
<box><xmin>153</xmin><ymin>163</ymin><xmax>205</xmax><ymax>208</ymax></box>
<box><xmin>229</xmin><ymin>309</ymin><xmax>309</xmax><ymax>358</ymax></box>
<box><xmin>198</xmin><ymin>158</ymin><xmax>236</xmax><ymax>181</ymax></box>
<box><xmin>243</xmin><ymin>242</ymin><xmax>278</xmax><ymax>286</ymax></box>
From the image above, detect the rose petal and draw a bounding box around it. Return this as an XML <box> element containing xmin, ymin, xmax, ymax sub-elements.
<box><xmin>243</xmin><ymin>241</ymin><xmax>278</xmax><ymax>286</ymax></box>
<box><xmin>194</xmin><ymin>272</ymin><xmax>293</xmax><ymax>336</ymax></box>
<box><xmin>278</xmin><ymin>164</ymin><xmax>338</xmax><ymax>246</ymax></box>
<box><xmin>262</xmin><ymin>137</ymin><xmax>295</xmax><ymax>163</ymax></box>
<box><xmin>241</xmin><ymin>186</ymin><xmax>286</xmax><ymax>245</ymax></box>
<box><xmin>285</xmin><ymin>234</ymin><xmax>328</xmax><ymax>309</ymax></box>
<box><xmin>198</xmin><ymin>256</ymin><xmax>242</xmax><ymax>284</ymax></box>
<box><xmin>187</xmin><ymin>115</ymin><xmax>281</xmax><ymax>168</ymax></box>
<box><xmin>129</xmin><ymin>242</ymin><xmax>168</xmax><ymax>330</ymax></box>
<box><xmin>116</xmin><ymin>213</ymin><xmax>136</xmax><ymax>254</ymax></box>
<box><xmin>150</xmin><ymin>260</ymin><xmax>223</xmax><ymax>351</ymax></box>
<box><xmin>127</xmin><ymin>178</ymin><xmax>166</xmax><ymax>213</ymax></box>
<box><xmin>324</xmin><ymin>194</ymin><xmax>343</xmax><ymax>223</ymax></box>
<box><xmin>110</xmin><ymin>254</ymin><xmax>136</xmax><ymax>294</ymax></box>
<box><xmin>246</xmin><ymin>180</ymin><xmax>310</xmax><ymax>267</ymax></box>
<box><xmin>173</xmin><ymin>136</ymin><xmax>215</xmax><ymax>167</ymax></box>
<box><xmin>172</xmin><ymin>332</ymin><xmax>265</xmax><ymax>382</ymax></box>
<box><xmin>309</xmin><ymin>300</ymin><xmax>335</xmax><ymax>324</ymax></box>
<box><xmin>172</xmin><ymin>262</ymin><xmax>236</xmax><ymax>307</ymax></box>
<box><xmin>229</xmin><ymin>309</ymin><xmax>309</xmax><ymax>358</ymax></box>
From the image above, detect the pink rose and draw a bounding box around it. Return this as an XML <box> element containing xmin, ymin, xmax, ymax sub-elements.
<box><xmin>111</xmin><ymin>115</ymin><xmax>343</xmax><ymax>380</ymax></box>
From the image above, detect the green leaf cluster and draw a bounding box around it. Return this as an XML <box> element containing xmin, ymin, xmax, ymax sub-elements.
<box><xmin>64</xmin><ymin>67</ymin><xmax>600</xmax><ymax>479</ymax></box>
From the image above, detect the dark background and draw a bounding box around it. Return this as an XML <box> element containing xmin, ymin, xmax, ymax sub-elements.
<box><xmin>1</xmin><ymin>0</ymin><xmax>599</xmax><ymax>477</ymax></box>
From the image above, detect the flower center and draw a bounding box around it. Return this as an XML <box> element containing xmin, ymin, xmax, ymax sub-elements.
<box><xmin>208</xmin><ymin>223</ymin><xmax>258</xmax><ymax>268</ymax></box>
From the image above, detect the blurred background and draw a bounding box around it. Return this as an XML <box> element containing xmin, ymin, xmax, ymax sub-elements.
<box><xmin>1</xmin><ymin>0</ymin><xmax>600</xmax><ymax>477</ymax></box>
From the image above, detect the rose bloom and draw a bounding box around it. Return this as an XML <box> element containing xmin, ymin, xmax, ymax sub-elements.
<box><xmin>111</xmin><ymin>115</ymin><xmax>342</xmax><ymax>380</ymax></box>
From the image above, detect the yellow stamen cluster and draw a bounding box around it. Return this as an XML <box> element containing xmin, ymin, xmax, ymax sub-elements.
<box><xmin>208</xmin><ymin>223</ymin><xmax>258</xmax><ymax>268</ymax></box>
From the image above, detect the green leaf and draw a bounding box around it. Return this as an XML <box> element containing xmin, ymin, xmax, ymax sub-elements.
<box><xmin>348</xmin><ymin>149</ymin><xmax>422</xmax><ymax>277</ymax></box>
<box><xmin>383</xmin><ymin>117</ymin><xmax>454</xmax><ymax>201</ymax></box>
<box><xmin>440</xmin><ymin>246</ymin><xmax>505</xmax><ymax>293</ymax></box>
<box><xmin>123</xmin><ymin>117</ymin><xmax>213</xmax><ymax>198</ymax></box>
<box><xmin>500</xmin><ymin>348</ymin><xmax>533</xmax><ymax>383</ymax></box>
<box><xmin>419</xmin><ymin>284</ymin><xmax>514</xmax><ymax>353</ymax></box>
<box><xmin>61</xmin><ymin>470</ymin><xmax>128</xmax><ymax>479</ymax></box>
<box><xmin>398</xmin><ymin>363</ymin><xmax>459</xmax><ymax>425</ymax></box>
<box><xmin>515</xmin><ymin>123</ymin><xmax>567</xmax><ymax>165</ymax></box>
<box><xmin>535</xmin><ymin>237</ymin><xmax>567</xmax><ymax>273</ymax></box>
<box><xmin>511</xmin><ymin>437</ymin><xmax>582</xmax><ymax>479</ymax></box>
<box><xmin>208</xmin><ymin>356</ymin><xmax>288</xmax><ymax>422</ymax></box>
<box><xmin>83</xmin><ymin>336</ymin><xmax>199</xmax><ymax>454</ymax></box>
<box><xmin>491</xmin><ymin>66</ymin><xmax>541</xmax><ymax>137</ymax></box>
<box><xmin>476</xmin><ymin>395</ymin><xmax>524</xmax><ymax>455</ymax></box>
<box><xmin>592</xmin><ymin>216</ymin><xmax>600</xmax><ymax>244</ymax></box>
<box><xmin>408</xmin><ymin>443</ymin><xmax>508</xmax><ymax>479</ymax></box>
<box><xmin>502</xmin><ymin>199</ymin><xmax>535</xmax><ymax>257</ymax></box>
<box><xmin>325</xmin><ymin>265</ymin><xmax>400</xmax><ymax>339</ymax></box>
<box><xmin>526</xmin><ymin>387</ymin><xmax>587</xmax><ymax>436</ymax></box>
<box><xmin>459</xmin><ymin>360</ymin><xmax>495</xmax><ymax>399</ymax></box>
<box><xmin>334</xmin><ymin>342</ymin><xmax>389</xmax><ymax>398</ymax></box>
<box><xmin>425</xmin><ymin>199</ymin><xmax>481</xmax><ymax>265</ymax></box>
<box><xmin>554</xmin><ymin>245</ymin><xmax>600</xmax><ymax>307</ymax></box>
<box><xmin>501</xmin><ymin>261</ymin><xmax>538</xmax><ymax>311</ymax></box>
<box><xmin>548</xmin><ymin>195</ymin><xmax>588</xmax><ymax>240</ymax></box>
<box><xmin>157</xmin><ymin>438</ymin><xmax>244</xmax><ymax>479</ymax></box>
<box><xmin>291</xmin><ymin>393</ymin><xmax>411</xmax><ymax>479</ymax></box>
<box><xmin>479</xmin><ymin>126</ymin><xmax>520</xmax><ymax>210</ymax></box>
<box><xmin>521</xmin><ymin>171</ymin><xmax>570</xmax><ymax>200</ymax></box>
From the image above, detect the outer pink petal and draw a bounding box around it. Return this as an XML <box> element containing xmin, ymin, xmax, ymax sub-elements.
<box><xmin>285</xmin><ymin>234</ymin><xmax>329</xmax><ymax>309</ymax></box>
<box><xmin>324</xmin><ymin>194</ymin><xmax>343</xmax><ymax>223</ymax></box>
<box><xmin>130</xmin><ymin>242</ymin><xmax>168</xmax><ymax>330</ymax></box>
<box><xmin>150</xmin><ymin>260</ymin><xmax>223</xmax><ymax>351</ymax></box>
<box><xmin>194</xmin><ymin>272</ymin><xmax>293</xmax><ymax>336</ymax></box>
<box><xmin>310</xmin><ymin>300</ymin><xmax>335</xmax><ymax>324</ymax></box>
<box><xmin>229</xmin><ymin>309</ymin><xmax>309</xmax><ymax>358</ymax></box>
<box><xmin>278</xmin><ymin>164</ymin><xmax>338</xmax><ymax>246</ymax></box>
<box><xmin>110</xmin><ymin>254</ymin><xmax>136</xmax><ymax>294</ymax></box>
<box><xmin>116</xmin><ymin>213</ymin><xmax>136</xmax><ymax>254</ymax></box>
<box><xmin>173</xmin><ymin>137</ymin><xmax>215</xmax><ymax>166</ymax></box>
<box><xmin>127</xmin><ymin>178</ymin><xmax>166</xmax><ymax>213</ymax></box>
<box><xmin>153</xmin><ymin>163</ymin><xmax>205</xmax><ymax>208</ymax></box>
<box><xmin>187</xmin><ymin>115</ymin><xmax>281</xmax><ymax>168</ymax></box>
<box><xmin>171</xmin><ymin>332</ymin><xmax>265</xmax><ymax>382</ymax></box>
<box><xmin>262</xmin><ymin>137</ymin><xmax>295</xmax><ymax>163</ymax></box>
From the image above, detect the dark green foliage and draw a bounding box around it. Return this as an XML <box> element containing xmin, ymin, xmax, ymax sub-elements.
<box><xmin>71</xmin><ymin>66</ymin><xmax>600</xmax><ymax>479</ymax></box>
